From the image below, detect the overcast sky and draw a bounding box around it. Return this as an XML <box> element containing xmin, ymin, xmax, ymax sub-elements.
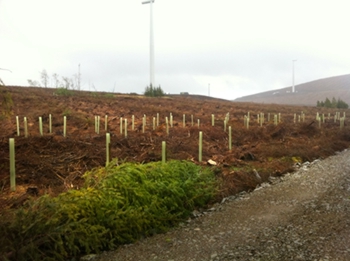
<box><xmin>1</xmin><ymin>0</ymin><xmax>349</xmax><ymax>100</ymax></box>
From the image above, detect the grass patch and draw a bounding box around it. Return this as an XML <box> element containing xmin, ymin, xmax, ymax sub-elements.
<box><xmin>62</xmin><ymin>108</ymin><xmax>71</xmax><ymax>117</ymax></box>
<box><xmin>55</xmin><ymin>87</ymin><xmax>74</xmax><ymax>96</ymax></box>
<box><xmin>104</xmin><ymin>93</ymin><xmax>114</xmax><ymax>98</ymax></box>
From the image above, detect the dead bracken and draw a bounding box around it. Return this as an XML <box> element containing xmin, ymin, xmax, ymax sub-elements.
<box><xmin>1</xmin><ymin>86</ymin><xmax>350</xmax><ymax>209</ymax></box>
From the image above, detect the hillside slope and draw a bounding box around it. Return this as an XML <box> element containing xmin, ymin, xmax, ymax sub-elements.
<box><xmin>235</xmin><ymin>74</ymin><xmax>350</xmax><ymax>106</ymax></box>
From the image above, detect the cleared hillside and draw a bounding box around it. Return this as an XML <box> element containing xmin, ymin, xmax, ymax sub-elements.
<box><xmin>235</xmin><ymin>74</ymin><xmax>350</xmax><ymax>106</ymax></box>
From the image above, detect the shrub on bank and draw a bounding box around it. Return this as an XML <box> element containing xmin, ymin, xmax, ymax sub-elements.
<box><xmin>0</xmin><ymin>160</ymin><xmax>217</xmax><ymax>261</ymax></box>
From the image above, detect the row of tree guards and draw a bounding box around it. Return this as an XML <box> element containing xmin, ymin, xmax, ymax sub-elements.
<box><xmin>8</xmin><ymin>128</ymin><xmax>230</xmax><ymax>192</ymax></box>
<box><xmin>15</xmin><ymin>113</ymin><xmax>227</xmax><ymax>137</ymax></box>
<box><xmin>245</xmin><ymin>111</ymin><xmax>346</xmax><ymax>129</ymax></box>
<box><xmin>315</xmin><ymin>111</ymin><xmax>346</xmax><ymax>128</ymax></box>
<box><xmin>7</xmin><ymin>110</ymin><xmax>347</xmax><ymax>191</ymax></box>
<box><xmin>15</xmin><ymin>115</ymin><xmax>67</xmax><ymax>138</ymax></box>
<box><xmin>95</xmin><ymin>130</ymin><xmax>224</xmax><ymax>170</ymax></box>
<box><xmin>13</xmin><ymin>111</ymin><xmax>347</xmax><ymax>138</ymax></box>
<box><xmin>95</xmin><ymin>113</ymin><xmax>221</xmax><ymax>136</ymax></box>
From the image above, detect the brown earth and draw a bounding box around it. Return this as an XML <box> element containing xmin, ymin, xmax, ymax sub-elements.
<box><xmin>1</xmin><ymin>86</ymin><xmax>350</xmax><ymax>211</ymax></box>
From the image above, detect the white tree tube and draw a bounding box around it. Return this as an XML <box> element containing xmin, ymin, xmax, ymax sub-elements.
<box><xmin>9</xmin><ymin>138</ymin><xmax>16</xmax><ymax>191</ymax></box>
<box><xmin>229</xmin><ymin>126</ymin><xmax>232</xmax><ymax>151</ymax></box>
<box><xmin>162</xmin><ymin>141</ymin><xmax>166</xmax><ymax>163</ymax></box>
<box><xmin>165</xmin><ymin>117</ymin><xmax>169</xmax><ymax>135</ymax></box>
<box><xmin>39</xmin><ymin>117</ymin><xmax>43</xmax><ymax>136</ymax></box>
<box><xmin>106</xmin><ymin>133</ymin><xmax>110</xmax><ymax>166</ymax></box>
<box><xmin>49</xmin><ymin>114</ymin><xmax>52</xmax><ymax>134</ymax></box>
<box><xmin>16</xmin><ymin>116</ymin><xmax>20</xmax><ymax>136</ymax></box>
<box><xmin>24</xmin><ymin>117</ymin><xmax>28</xmax><ymax>138</ymax></box>
<box><xmin>198</xmin><ymin>131</ymin><xmax>203</xmax><ymax>162</ymax></box>
<box><xmin>97</xmin><ymin>116</ymin><xmax>100</xmax><ymax>134</ymax></box>
<box><xmin>125</xmin><ymin>119</ymin><xmax>128</xmax><ymax>138</ymax></box>
<box><xmin>63</xmin><ymin>116</ymin><xmax>67</xmax><ymax>137</ymax></box>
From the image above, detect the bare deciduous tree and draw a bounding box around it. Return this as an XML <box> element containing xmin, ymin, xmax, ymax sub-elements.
<box><xmin>28</xmin><ymin>69</ymin><xmax>79</xmax><ymax>90</ymax></box>
<box><xmin>27</xmin><ymin>79</ymin><xmax>40</xmax><ymax>87</ymax></box>
<box><xmin>61</xmin><ymin>76</ymin><xmax>74</xmax><ymax>89</ymax></box>
<box><xmin>52</xmin><ymin>73</ymin><xmax>60</xmax><ymax>88</ymax></box>
<box><xmin>40</xmin><ymin>69</ymin><xmax>49</xmax><ymax>87</ymax></box>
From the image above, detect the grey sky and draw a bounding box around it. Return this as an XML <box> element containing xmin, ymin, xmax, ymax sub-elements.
<box><xmin>1</xmin><ymin>0</ymin><xmax>349</xmax><ymax>99</ymax></box>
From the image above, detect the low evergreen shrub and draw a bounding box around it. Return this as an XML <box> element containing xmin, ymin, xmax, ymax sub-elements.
<box><xmin>0</xmin><ymin>160</ymin><xmax>217</xmax><ymax>261</ymax></box>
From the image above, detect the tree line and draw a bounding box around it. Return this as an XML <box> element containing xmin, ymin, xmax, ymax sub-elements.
<box><xmin>27</xmin><ymin>69</ymin><xmax>81</xmax><ymax>90</ymax></box>
<box><xmin>28</xmin><ymin>69</ymin><xmax>166</xmax><ymax>96</ymax></box>
<box><xmin>317</xmin><ymin>97</ymin><xmax>349</xmax><ymax>109</ymax></box>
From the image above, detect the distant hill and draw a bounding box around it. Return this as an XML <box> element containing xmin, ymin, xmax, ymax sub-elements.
<box><xmin>234</xmin><ymin>74</ymin><xmax>350</xmax><ymax>106</ymax></box>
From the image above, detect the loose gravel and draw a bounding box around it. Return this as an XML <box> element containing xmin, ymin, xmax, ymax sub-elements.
<box><xmin>92</xmin><ymin>149</ymin><xmax>350</xmax><ymax>261</ymax></box>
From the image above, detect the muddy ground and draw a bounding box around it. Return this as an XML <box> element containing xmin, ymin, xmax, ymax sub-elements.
<box><xmin>1</xmin><ymin>86</ymin><xmax>350</xmax><ymax>210</ymax></box>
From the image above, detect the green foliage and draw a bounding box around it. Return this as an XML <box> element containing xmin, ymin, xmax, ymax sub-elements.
<box><xmin>331</xmin><ymin>97</ymin><xmax>337</xmax><ymax>108</ymax></box>
<box><xmin>317</xmin><ymin>97</ymin><xmax>349</xmax><ymax>109</ymax></box>
<box><xmin>104</xmin><ymin>93</ymin><xmax>114</xmax><ymax>98</ymax></box>
<box><xmin>54</xmin><ymin>87</ymin><xmax>74</xmax><ymax>96</ymax></box>
<box><xmin>325</xmin><ymin>97</ymin><xmax>332</xmax><ymax>107</ymax></box>
<box><xmin>337</xmin><ymin>98</ymin><xmax>349</xmax><ymax>109</ymax></box>
<box><xmin>144</xmin><ymin>84</ymin><xmax>165</xmax><ymax>97</ymax></box>
<box><xmin>1</xmin><ymin>91</ymin><xmax>13</xmax><ymax>119</ymax></box>
<box><xmin>62</xmin><ymin>108</ymin><xmax>71</xmax><ymax>117</ymax></box>
<box><xmin>0</xmin><ymin>160</ymin><xmax>217</xmax><ymax>260</ymax></box>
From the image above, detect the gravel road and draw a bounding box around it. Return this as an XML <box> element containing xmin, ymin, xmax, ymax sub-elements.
<box><xmin>92</xmin><ymin>149</ymin><xmax>350</xmax><ymax>261</ymax></box>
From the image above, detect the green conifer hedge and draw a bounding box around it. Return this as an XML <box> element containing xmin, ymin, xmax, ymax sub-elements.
<box><xmin>0</xmin><ymin>160</ymin><xmax>217</xmax><ymax>261</ymax></box>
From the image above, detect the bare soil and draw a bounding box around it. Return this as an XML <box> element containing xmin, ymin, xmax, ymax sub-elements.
<box><xmin>1</xmin><ymin>86</ymin><xmax>350</xmax><ymax>211</ymax></box>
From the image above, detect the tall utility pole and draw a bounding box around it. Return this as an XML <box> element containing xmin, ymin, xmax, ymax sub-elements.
<box><xmin>142</xmin><ymin>0</ymin><xmax>155</xmax><ymax>87</ymax></box>
<box><xmin>292</xmin><ymin>59</ymin><xmax>297</xmax><ymax>93</ymax></box>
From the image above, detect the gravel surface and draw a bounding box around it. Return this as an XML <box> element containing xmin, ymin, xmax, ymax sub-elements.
<box><xmin>92</xmin><ymin>149</ymin><xmax>350</xmax><ymax>261</ymax></box>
